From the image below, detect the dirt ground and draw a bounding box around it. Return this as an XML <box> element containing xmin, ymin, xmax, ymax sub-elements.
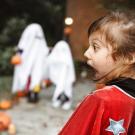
<box><xmin>1</xmin><ymin>79</ymin><xmax>95</xmax><ymax>135</ymax></box>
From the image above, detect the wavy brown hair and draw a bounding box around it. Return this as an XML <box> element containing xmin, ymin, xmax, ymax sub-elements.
<box><xmin>88</xmin><ymin>11</ymin><xmax>135</xmax><ymax>84</ymax></box>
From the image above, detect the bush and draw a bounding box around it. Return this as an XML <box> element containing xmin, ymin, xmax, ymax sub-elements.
<box><xmin>0</xmin><ymin>47</ymin><xmax>14</xmax><ymax>75</ymax></box>
<box><xmin>0</xmin><ymin>17</ymin><xmax>27</xmax><ymax>75</ymax></box>
<box><xmin>0</xmin><ymin>76</ymin><xmax>12</xmax><ymax>100</ymax></box>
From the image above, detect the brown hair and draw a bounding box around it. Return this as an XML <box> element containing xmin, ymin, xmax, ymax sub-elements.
<box><xmin>88</xmin><ymin>11</ymin><xmax>135</xmax><ymax>84</ymax></box>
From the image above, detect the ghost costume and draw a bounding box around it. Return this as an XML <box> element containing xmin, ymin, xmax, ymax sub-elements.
<box><xmin>44</xmin><ymin>40</ymin><xmax>76</xmax><ymax>109</ymax></box>
<box><xmin>12</xmin><ymin>23</ymin><xmax>49</xmax><ymax>93</ymax></box>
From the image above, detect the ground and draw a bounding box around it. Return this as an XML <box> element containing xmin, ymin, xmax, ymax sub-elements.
<box><xmin>1</xmin><ymin>79</ymin><xmax>95</xmax><ymax>135</ymax></box>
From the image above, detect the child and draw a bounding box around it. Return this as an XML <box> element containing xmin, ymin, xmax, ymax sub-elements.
<box><xmin>59</xmin><ymin>11</ymin><xmax>135</xmax><ymax>134</ymax></box>
<box><xmin>43</xmin><ymin>40</ymin><xmax>76</xmax><ymax>110</ymax></box>
<box><xmin>12</xmin><ymin>23</ymin><xmax>49</xmax><ymax>103</ymax></box>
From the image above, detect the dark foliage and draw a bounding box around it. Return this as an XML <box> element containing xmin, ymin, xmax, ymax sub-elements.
<box><xmin>0</xmin><ymin>0</ymin><xmax>66</xmax><ymax>75</ymax></box>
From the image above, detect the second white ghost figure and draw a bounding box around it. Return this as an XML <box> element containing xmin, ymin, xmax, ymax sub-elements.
<box><xmin>44</xmin><ymin>40</ymin><xmax>76</xmax><ymax>110</ymax></box>
<box><xmin>12</xmin><ymin>23</ymin><xmax>49</xmax><ymax>102</ymax></box>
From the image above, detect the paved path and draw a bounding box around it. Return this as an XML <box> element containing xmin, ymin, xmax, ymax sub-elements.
<box><xmin>3</xmin><ymin>79</ymin><xmax>95</xmax><ymax>135</ymax></box>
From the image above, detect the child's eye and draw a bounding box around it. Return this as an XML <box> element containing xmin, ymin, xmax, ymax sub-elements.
<box><xmin>92</xmin><ymin>43</ymin><xmax>99</xmax><ymax>51</ymax></box>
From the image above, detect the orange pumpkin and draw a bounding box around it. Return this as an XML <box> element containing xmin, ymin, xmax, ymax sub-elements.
<box><xmin>17</xmin><ymin>91</ymin><xmax>27</xmax><ymax>97</ymax></box>
<box><xmin>11</xmin><ymin>54</ymin><xmax>22</xmax><ymax>65</ymax></box>
<box><xmin>0</xmin><ymin>112</ymin><xmax>11</xmax><ymax>131</ymax></box>
<box><xmin>44</xmin><ymin>79</ymin><xmax>52</xmax><ymax>87</ymax></box>
<box><xmin>0</xmin><ymin>100</ymin><xmax>12</xmax><ymax>110</ymax></box>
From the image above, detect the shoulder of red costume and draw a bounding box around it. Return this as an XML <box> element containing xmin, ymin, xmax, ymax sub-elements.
<box><xmin>87</xmin><ymin>86</ymin><xmax>122</xmax><ymax>102</ymax></box>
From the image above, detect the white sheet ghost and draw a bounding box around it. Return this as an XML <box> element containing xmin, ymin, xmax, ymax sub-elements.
<box><xmin>12</xmin><ymin>23</ymin><xmax>49</xmax><ymax>93</ymax></box>
<box><xmin>44</xmin><ymin>40</ymin><xmax>76</xmax><ymax>109</ymax></box>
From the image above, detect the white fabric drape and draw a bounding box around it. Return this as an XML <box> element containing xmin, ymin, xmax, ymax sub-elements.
<box><xmin>12</xmin><ymin>23</ymin><xmax>49</xmax><ymax>93</ymax></box>
<box><xmin>44</xmin><ymin>40</ymin><xmax>76</xmax><ymax>101</ymax></box>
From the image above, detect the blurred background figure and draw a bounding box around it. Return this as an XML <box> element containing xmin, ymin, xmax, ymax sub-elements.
<box><xmin>11</xmin><ymin>23</ymin><xmax>49</xmax><ymax>103</ymax></box>
<box><xmin>43</xmin><ymin>40</ymin><xmax>76</xmax><ymax>110</ymax></box>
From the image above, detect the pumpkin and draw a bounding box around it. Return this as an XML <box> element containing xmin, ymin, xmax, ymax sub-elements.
<box><xmin>8</xmin><ymin>123</ymin><xmax>16</xmax><ymax>135</ymax></box>
<box><xmin>0</xmin><ymin>100</ymin><xmax>12</xmax><ymax>110</ymax></box>
<box><xmin>11</xmin><ymin>54</ymin><xmax>22</xmax><ymax>65</ymax></box>
<box><xmin>0</xmin><ymin>112</ymin><xmax>11</xmax><ymax>131</ymax></box>
<box><xmin>17</xmin><ymin>91</ymin><xmax>27</xmax><ymax>97</ymax></box>
<box><xmin>44</xmin><ymin>79</ymin><xmax>52</xmax><ymax>87</ymax></box>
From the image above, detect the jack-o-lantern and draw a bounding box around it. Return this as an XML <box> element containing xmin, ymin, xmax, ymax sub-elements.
<box><xmin>0</xmin><ymin>112</ymin><xmax>11</xmax><ymax>131</ymax></box>
<box><xmin>0</xmin><ymin>100</ymin><xmax>12</xmax><ymax>110</ymax></box>
<box><xmin>11</xmin><ymin>54</ymin><xmax>22</xmax><ymax>65</ymax></box>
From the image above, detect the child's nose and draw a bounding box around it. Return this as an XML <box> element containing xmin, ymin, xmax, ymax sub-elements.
<box><xmin>84</xmin><ymin>49</ymin><xmax>89</xmax><ymax>58</ymax></box>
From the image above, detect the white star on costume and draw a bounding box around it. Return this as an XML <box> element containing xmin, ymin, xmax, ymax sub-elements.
<box><xmin>105</xmin><ymin>118</ymin><xmax>126</xmax><ymax>135</ymax></box>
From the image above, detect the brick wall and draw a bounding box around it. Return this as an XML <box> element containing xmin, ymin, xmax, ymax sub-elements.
<box><xmin>66</xmin><ymin>0</ymin><xmax>108</xmax><ymax>61</ymax></box>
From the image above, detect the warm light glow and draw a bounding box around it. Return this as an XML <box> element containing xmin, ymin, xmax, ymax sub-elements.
<box><xmin>65</xmin><ymin>17</ymin><xmax>73</xmax><ymax>25</ymax></box>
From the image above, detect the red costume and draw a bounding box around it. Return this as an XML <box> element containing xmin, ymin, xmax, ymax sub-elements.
<box><xmin>59</xmin><ymin>78</ymin><xmax>135</xmax><ymax>135</ymax></box>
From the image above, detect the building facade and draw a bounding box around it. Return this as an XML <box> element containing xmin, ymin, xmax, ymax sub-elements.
<box><xmin>65</xmin><ymin>0</ymin><xmax>107</xmax><ymax>61</ymax></box>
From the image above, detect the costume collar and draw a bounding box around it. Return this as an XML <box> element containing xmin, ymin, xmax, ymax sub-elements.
<box><xmin>106</xmin><ymin>78</ymin><xmax>135</xmax><ymax>97</ymax></box>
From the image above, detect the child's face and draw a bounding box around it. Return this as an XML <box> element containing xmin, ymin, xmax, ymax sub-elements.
<box><xmin>84</xmin><ymin>31</ymin><xmax>116</xmax><ymax>80</ymax></box>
